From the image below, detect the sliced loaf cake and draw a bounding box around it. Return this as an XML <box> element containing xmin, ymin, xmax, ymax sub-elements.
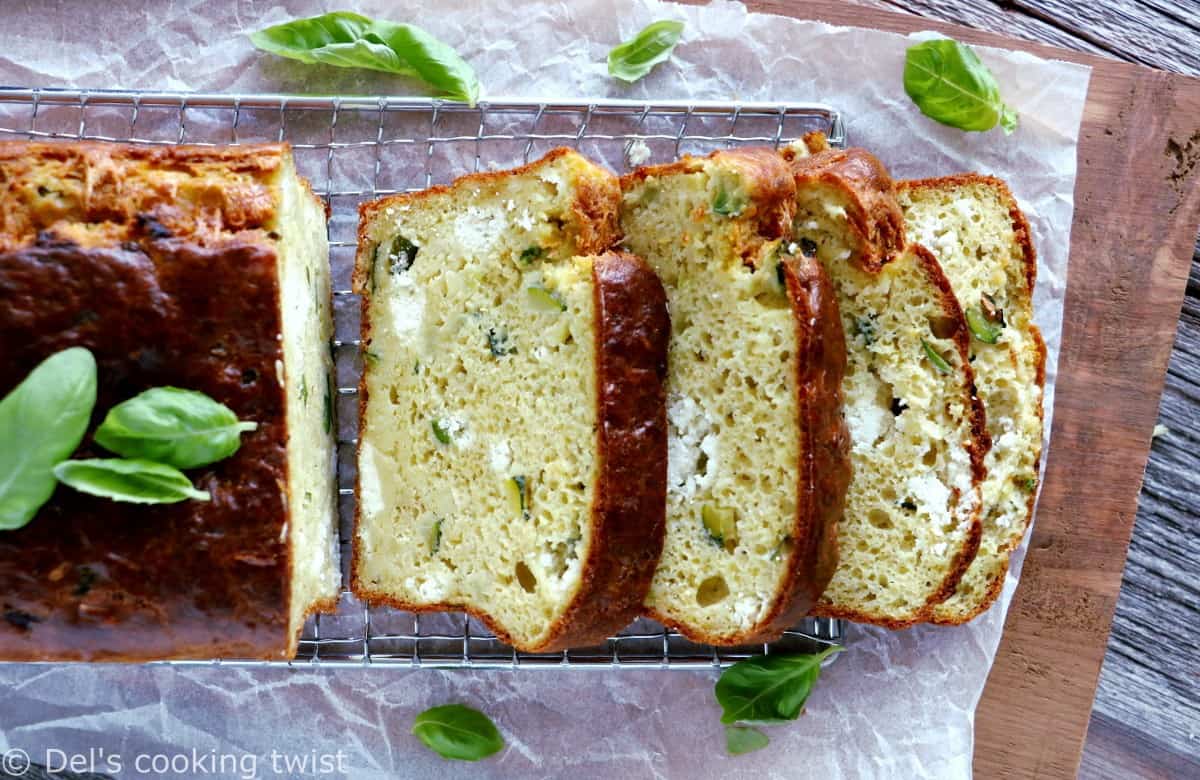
<box><xmin>898</xmin><ymin>176</ymin><xmax>1045</xmax><ymax>624</ymax></box>
<box><xmin>352</xmin><ymin>149</ymin><xmax>670</xmax><ymax>652</ymax></box>
<box><xmin>784</xmin><ymin>137</ymin><xmax>988</xmax><ymax>628</ymax></box>
<box><xmin>620</xmin><ymin>149</ymin><xmax>849</xmax><ymax>644</ymax></box>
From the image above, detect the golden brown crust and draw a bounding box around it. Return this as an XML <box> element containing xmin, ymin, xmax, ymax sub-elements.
<box><xmin>899</xmin><ymin>174</ymin><xmax>1046</xmax><ymax>626</ymax></box>
<box><xmin>782</xmin><ymin>142</ymin><xmax>907</xmax><ymax>273</ymax></box>
<box><xmin>353</xmin><ymin>252</ymin><xmax>669</xmax><ymax>653</ymax></box>
<box><xmin>0</xmin><ymin>141</ymin><xmax>335</xmax><ymax>661</ymax></box>
<box><xmin>536</xmin><ymin>251</ymin><xmax>669</xmax><ymax>651</ymax></box>
<box><xmin>809</xmin><ymin>248</ymin><xmax>987</xmax><ymax>629</ymax></box>
<box><xmin>745</xmin><ymin>252</ymin><xmax>848</xmax><ymax>641</ymax></box>
<box><xmin>0</xmin><ymin>141</ymin><xmax>284</xmax><ymax>252</ymax></box>
<box><xmin>910</xmin><ymin>244</ymin><xmax>988</xmax><ymax>611</ymax></box>
<box><xmin>353</xmin><ymin>148</ymin><xmax>621</xmax><ymax>293</ymax></box>
<box><xmin>629</xmin><ymin>149</ymin><xmax>850</xmax><ymax>645</ymax></box>
<box><xmin>0</xmin><ymin>235</ymin><xmax>293</xmax><ymax>661</ymax></box>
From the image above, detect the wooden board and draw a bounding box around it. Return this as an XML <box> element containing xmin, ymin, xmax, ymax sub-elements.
<box><xmin>732</xmin><ymin>2</ymin><xmax>1200</xmax><ymax>777</ymax></box>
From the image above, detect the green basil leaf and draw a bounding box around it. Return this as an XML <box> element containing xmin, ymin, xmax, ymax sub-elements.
<box><xmin>0</xmin><ymin>347</ymin><xmax>97</xmax><ymax>530</ymax></box>
<box><xmin>921</xmin><ymin>338</ymin><xmax>953</xmax><ymax>375</ymax></box>
<box><xmin>94</xmin><ymin>387</ymin><xmax>256</xmax><ymax>469</ymax></box>
<box><xmin>903</xmin><ymin>38</ymin><xmax>1018</xmax><ymax>134</ymax></box>
<box><xmin>725</xmin><ymin>725</ymin><xmax>770</xmax><ymax>756</ymax></box>
<box><xmin>412</xmin><ymin>704</ymin><xmax>504</xmax><ymax>762</ymax></box>
<box><xmin>54</xmin><ymin>459</ymin><xmax>210</xmax><ymax>504</ymax></box>
<box><xmin>715</xmin><ymin>645</ymin><xmax>842</xmax><ymax>725</ymax></box>
<box><xmin>608</xmin><ymin>20</ymin><xmax>685</xmax><ymax>83</ymax></box>
<box><xmin>250</xmin><ymin>12</ymin><xmax>481</xmax><ymax>104</ymax></box>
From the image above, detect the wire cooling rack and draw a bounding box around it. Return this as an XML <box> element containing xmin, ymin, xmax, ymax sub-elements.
<box><xmin>0</xmin><ymin>87</ymin><xmax>845</xmax><ymax>669</ymax></box>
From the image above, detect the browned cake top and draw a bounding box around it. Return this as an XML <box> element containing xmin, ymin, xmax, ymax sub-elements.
<box><xmin>0</xmin><ymin>142</ymin><xmax>294</xmax><ymax>661</ymax></box>
<box><xmin>0</xmin><ymin>142</ymin><xmax>286</xmax><ymax>252</ymax></box>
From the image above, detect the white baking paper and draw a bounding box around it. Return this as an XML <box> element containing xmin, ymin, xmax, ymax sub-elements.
<box><xmin>0</xmin><ymin>1</ymin><xmax>1090</xmax><ymax>777</ymax></box>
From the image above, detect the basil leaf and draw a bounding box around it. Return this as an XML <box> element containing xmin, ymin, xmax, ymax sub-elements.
<box><xmin>94</xmin><ymin>387</ymin><xmax>256</xmax><ymax>470</ymax></box>
<box><xmin>904</xmin><ymin>38</ymin><xmax>1017</xmax><ymax>134</ymax></box>
<box><xmin>921</xmin><ymin>338</ymin><xmax>953</xmax><ymax>374</ymax></box>
<box><xmin>608</xmin><ymin>20</ymin><xmax>684</xmax><ymax>83</ymax></box>
<box><xmin>0</xmin><ymin>347</ymin><xmax>97</xmax><ymax>531</ymax></box>
<box><xmin>412</xmin><ymin>704</ymin><xmax>504</xmax><ymax>762</ymax></box>
<box><xmin>715</xmin><ymin>645</ymin><xmax>843</xmax><ymax>725</ymax></box>
<box><xmin>250</xmin><ymin>12</ymin><xmax>480</xmax><ymax>104</ymax></box>
<box><xmin>54</xmin><ymin>459</ymin><xmax>210</xmax><ymax>504</ymax></box>
<box><xmin>726</xmin><ymin>725</ymin><xmax>770</xmax><ymax>756</ymax></box>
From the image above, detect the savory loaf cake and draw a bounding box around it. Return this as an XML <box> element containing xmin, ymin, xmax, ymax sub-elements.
<box><xmin>352</xmin><ymin>149</ymin><xmax>670</xmax><ymax>652</ymax></box>
<box><xmin>0</xmin><ymin>142</ymin><xmax>338</xmax><ymax>660</ymax></box>
<box><xmin>784</xmin><ymin>137</ymin><xmax>988</xmax><ymax>628</ymax></box>
<box><xmin>620</xmin><ymin>149</ymin><xmax>849</xmax><ymax>645</ymax></box>
<box><xmin>898</xmin><ymin>176</ymin><xmax>1045</xmax><ymax>624</ymax></box>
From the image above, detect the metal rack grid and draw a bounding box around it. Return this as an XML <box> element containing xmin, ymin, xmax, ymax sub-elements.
<box><xmin>0</xmin><ymin>87</ymin><xmax>846</xmax><ymax>669</ymax></box>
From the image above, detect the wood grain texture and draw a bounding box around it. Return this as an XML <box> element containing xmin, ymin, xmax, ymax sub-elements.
<box><xmin>738</xmin><ymin>2</ymin><xmax>1200</xmax><ymax>777</ymax></box>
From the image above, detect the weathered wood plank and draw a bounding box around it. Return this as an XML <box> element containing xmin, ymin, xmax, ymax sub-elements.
<box><xmin>1090</xmin><ymin>253</ymin><xmax>1200</xmax><ymax>763</ymax></box>
<box><xmin>1080</xmin><ymin>712</ymin><xmax>1200</xmax><ymax>780</ymax></box>
<box><xmin>866</xmin><ymin>0</ymin><xmax>1112</xmax><ymax>56</ymax></box>
<box><xmin>1133</xmin><ymin>0</ymin><xmax>1200</xmax><ymax>34</ymax></box>
<box><xmin>1013</xmin><ymin>0</ymin><xmax>1200</xmax><ymax>75</ymax></box>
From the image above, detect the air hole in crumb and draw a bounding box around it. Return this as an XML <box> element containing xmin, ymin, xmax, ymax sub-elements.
<box><xmin>928</xmin><ymin>316</ymin><xmax>957</xmax><ymax>339</ymax></box>
<box><xmin>696</xmin><ymin>575</ymin><xmax>730</xmax><ymax>606</ymax></box>
<box><xmin>922</xmin><ymin>448</ymin><xmax>938</xmax><ymax>467</ymax></box>
<box><xmin>867</xmin><ymin>509</ymin><xmax>893</xmax><ymax>530</ymax></box>
<box><xmin>890</xmin><ymin>397</ymin><xmax>907</xmax><ymax>416</ymax></box>
<box><xmin>515</xmin><ymin>561</ymin><xmax>537</xmax><ymax>593</ymax></box>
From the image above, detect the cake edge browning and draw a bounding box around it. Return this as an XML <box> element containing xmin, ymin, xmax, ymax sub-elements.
<box><xmin>349</xmin><ymin>251</ymin><xmax>669</xmax><ymax>653</ymax></box>
<box><xmin>533</xmin><ymin>250</ymin><xmax>669</xmax><ymax>652</ymax></box>
<box><xmin>809</xmin><ymin>243</ymin><xmax>989</xmax><ymax>628</ymax></box>
<box><xmin>783</xmin><ymin>136</ymin><xmax>906</xmax><ymax>273</ymax></box>
<box><xmin>352</xmin><ymin>147</ymin><xmax>621</xmax><ymax>294</ymax></box>
<box><xmin>900</xmin><ymin>174</ymin><xmax>1046</xmax><ymax>626</ymax></box>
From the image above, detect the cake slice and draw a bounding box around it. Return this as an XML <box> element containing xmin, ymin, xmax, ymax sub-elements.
<box><xmin>784</xmin><ymin>136</ymin><xmax>988</xmax><ymax>628</ymax></box>
<box><xmin>0</xmin><ymin>142</ymin><xmax>338</xmax><ymax>660</ymax></box>
<box><xmin>620</xmin><ymin>149</ymin><xmax>850</xmax><ymax>645</ymax></box>
<box><xmin>898</xmin><ymin>176</ymin><xmax>1045</xmax><ymax>624</ymax></box>
<box><xmin>352</xmin><ymin>149</ymin><xmax>670</xmax><ymax>652</ymax></box>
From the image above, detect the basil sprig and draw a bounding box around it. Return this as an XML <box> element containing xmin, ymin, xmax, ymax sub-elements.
<box><xmin>715</xmin><ymin>645</ymin><xmax>843</xmax><ymax>725</ymax></box>
<box><xmin>54</xmin><ymin>459</ymin><xmax>211</xmax><ymax>504</ymax></box>
<box><xmin>412</xmin><ymin>704</ymin><xmax>504</xmax><ymax>762</ymax></box>
<box><xmin>725</xmin><ymin>725</ymin><xmax>770</xmax><ymax>756</ymax></box>
<box><xmin>608</xmin><ymin>20</ymin><xmax>685</xmax><ymax>83</ymax></box>
<box><xmin>0</xmin><ymin>348</ymin><xmax>97</xmax><ymax>530</ymax></box>
<box><xmin>95</xmin><ymin>387</ymin><xmax>257</xmax><ymax>469</ymax></box>
<box><xmin>0</xmin><ymin>346</ymin><xmax>255</xmax><ymax>525</ymax></box>
<box><xmin>904</xmin><ymin>38</ymin><xmax>1017</xmax><ymax>134</ymax></box>
<box><xmin>251</xmin><ymin>12</ymin><xmax>480</xmax><ymax>104</ymax></box>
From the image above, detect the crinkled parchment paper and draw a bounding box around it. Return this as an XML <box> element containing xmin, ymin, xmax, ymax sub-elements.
<box><xmin>0</xmin><ymin>1</ymin><xmax>1089</xmax><ymax>777</ymax></box>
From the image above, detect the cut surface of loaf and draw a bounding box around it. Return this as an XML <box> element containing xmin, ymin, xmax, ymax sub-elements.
<box><xmin>784</xmin><ymin>138</ymin><xmax>987</xmax><ymax>628</ymax></box>
<box><xmin>353</xmin><ymin>149</ymin><xmax>669</xmax><ymax>652</ymax></box>
<box><xmin>620</xmin><ymin>149</ymin><xmax>849</xmax><ymax>644</ymax></box>
<box><xmin>898</xmin><ymin>176</ymin><xmax>1045</xmax><ymax>624</ymax></box>
<box><xmin>0</xmin><ymin>142</ymin><xmax>338</xmax><ymax>660</ymax></box>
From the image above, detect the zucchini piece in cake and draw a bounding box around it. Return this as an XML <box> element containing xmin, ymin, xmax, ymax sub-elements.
<box><xmin>784</xmin><ymin>135</ymin><xmax>988</xmax><ymax>628</ymax></box>
<box><xmin>898</xmin><ymin>175</ymin><xmax>1045</xmax><ymax>624</ymax></box>
<box><xmin>620</xmin><ymin>149</ymin><xmax>850</xmax><ymax>645</ymax></box>
<box><xmin>0</xmin><ymin>142</ymin><xmax>338</xmax><ymax>661</ymax></box>
<box><xmin>352</xmin><ymin>149</ymin><xmax>669</xmax><ymax>653</ymax></box>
